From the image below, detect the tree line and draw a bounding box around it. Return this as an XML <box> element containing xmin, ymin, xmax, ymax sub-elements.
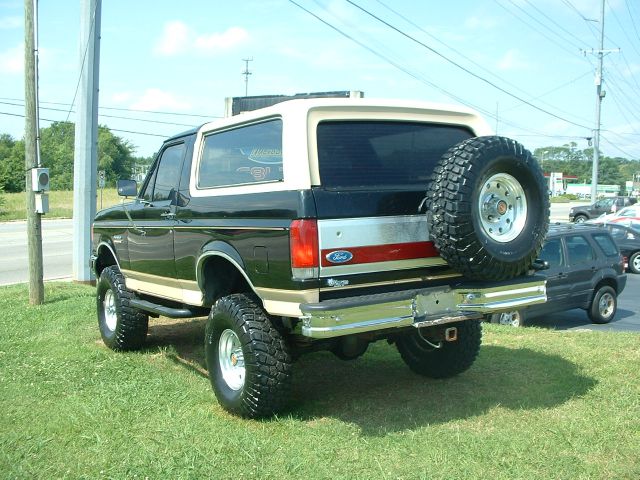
<box><xmin>0</xmin><ymin>121</ymin><xmax>153</xmax><ymax>193</ymax></box>
<box><xmin>1</xmin><ymin>128</ymin><xmax>638</xmax><ymax>194</ymax></box>
<box><xmin>533</xmin><ymin>143</ymin><xmax>639</xmax><ymax>191</ymax></box>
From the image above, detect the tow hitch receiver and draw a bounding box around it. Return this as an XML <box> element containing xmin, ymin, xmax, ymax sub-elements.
<box><xmin>444</xmin><ymin>327</ymin><xmax>458</xmax><ymax>342</ymax></box>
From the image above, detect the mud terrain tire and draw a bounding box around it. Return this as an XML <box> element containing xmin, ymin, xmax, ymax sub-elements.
<box><xmin>425</xmin><ymin>136</ymin><xmax>549</xmax><ymax>281</ymax></box>
<box><xmin>205</xmin><ymin>294</ymin><xmax>293</xmax><ymax>418</ymax></box>
<box><xmin>396</xmin><ymin>320</ymin><xmax>482</xmax><ymax>378</ymax></box>
<box><xmin>97</xmin><ymin>266</ymin><xmax>149</xmax><ymax>351</ymax></box>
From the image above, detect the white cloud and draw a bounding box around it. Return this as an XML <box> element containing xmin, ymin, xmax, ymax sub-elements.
<box><xmin>129</xmin><ymin>88</ymin><xmax>191</xmax><ymax>111</ymax></box>
<box><xmin>194</xmin><ymin>27</ymin><xmax>249</xmax><ymax>53</ymax></box>
<box><xmin>0</xmin><ymin>43</ymin><xmax>23</xmax><ymax>74</ymax></box>
<box><xmin>154</xmin><ymin>21</ymin><xmax>249</xmax><ymax>57</ymax></box>
<box><xmin>497</xmin><ymin>49</ymin><xmax>531</xmax><ymax>71</ymax></box>
<box><xmin>0</xmin><ymin>15</ymin><xmax>21</xmax><ymax>29</ymax></box>
<box><xmin>153</xmin><ymin>20</ymin><xmax>190</xmax><ymax>56</ymax></box>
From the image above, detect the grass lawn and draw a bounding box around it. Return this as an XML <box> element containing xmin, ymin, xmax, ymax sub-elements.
<box><xmin>1</xmin><ymin>283</ymin><xmax>639</xmax><ymax>479</ymax></box>
<box><xmin>0</xmin><ymin>189</ymin><xmax>121</xmax><ymax>221</ymax></box>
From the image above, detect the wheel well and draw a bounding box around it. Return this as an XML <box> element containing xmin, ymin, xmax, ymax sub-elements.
<box><xmin>95</xmin><ymin>245</ymin><xmax>117</xmax><ymax>277</ymax></box>
<box><xmin>200</xmin><ymin>255</ymin><xmax>252</xmax><ymax>306</ymax></box>
<box><xmin>595</xmin><ymin>277</ymin><xmax>618</xmax><ymax>295</ymax></box>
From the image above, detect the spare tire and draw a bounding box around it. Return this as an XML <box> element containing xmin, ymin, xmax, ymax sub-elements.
<box><xmin>425</xmin><ymin>136</ymin><xmax>549</xmax><ymax>281</ymax></box>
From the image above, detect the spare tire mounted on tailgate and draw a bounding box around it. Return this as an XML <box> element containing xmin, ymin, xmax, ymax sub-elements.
<box><xmin>426</xmin><ymin>136</ymin><xmax>550</xmax><ymax>281</ymax></box>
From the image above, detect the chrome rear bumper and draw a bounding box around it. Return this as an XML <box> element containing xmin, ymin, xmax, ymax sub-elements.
<box><xmin>300</xmin><ymin>277</ymin><xmax>546</xmax><ymax>338</ymax></box>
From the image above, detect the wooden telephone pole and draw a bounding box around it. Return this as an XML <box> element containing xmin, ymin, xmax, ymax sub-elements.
<box><xmin>24</xmin><ymin>0</ymin><xmax>44</xmax><ymax>305</ymax></box>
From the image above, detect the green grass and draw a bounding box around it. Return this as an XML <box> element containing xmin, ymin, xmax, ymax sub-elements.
<box><xmin>1</xmin><ymin>283</ymin><xmax>639</xmax><ymax>479</ymax></box>
<box><xmin>0</xmin><ymin>189</ymin><xmax>121</xmax><ymax>221</ymax></box>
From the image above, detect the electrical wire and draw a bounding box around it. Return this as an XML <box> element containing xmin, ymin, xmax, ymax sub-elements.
<box><xmin>344</xmin><ymin>0</ymin><xmax>591</xmax><ymax>130</ymax></box>
<box><xmin>0</xmin><ymin>110</ymin><xmax>169</xmax><ymax>138</ymax></box>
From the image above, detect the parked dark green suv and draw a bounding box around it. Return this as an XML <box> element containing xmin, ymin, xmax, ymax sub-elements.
<box><xmin>489</xmin><ymin>224</ymin><xmax>626</xmax><ymax>327</ymax></box>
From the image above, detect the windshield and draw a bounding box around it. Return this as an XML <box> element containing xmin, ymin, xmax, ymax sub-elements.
<box><xmin>316</xmin><ymin>121</ymin><xmax>473</xmax><ymax>188</ymax></box>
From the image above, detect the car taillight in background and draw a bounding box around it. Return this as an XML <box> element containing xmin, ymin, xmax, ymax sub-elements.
<box><xmin>290</xmin><ymin>219</ymin><xmax>319</xmax><ymax>279</ymax></box>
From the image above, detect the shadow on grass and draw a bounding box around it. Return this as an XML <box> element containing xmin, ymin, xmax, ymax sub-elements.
<box><xmin>145</xmin><ymin>317</ymin><xmax>208</xmax><ymax>376</ymax></box>
<box><xmin>288</xmin><ymin>345</ymin><xmax>596</xmax><ymax>435</ymax></box>
<box><xmin>142</xmin><ymin>319</ymin><xmax>596</xmax><ymax>435</ymax></box>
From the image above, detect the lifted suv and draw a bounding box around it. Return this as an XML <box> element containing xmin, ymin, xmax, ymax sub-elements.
<box><xmin>489</xmin><ymin>224</ymin><xmax>626</xmax><ymax>327</ymax></box>
<box><xmin>92</xmin><ymin>98</ymin><xmax>550</xmax><ymax>417</ymax></box>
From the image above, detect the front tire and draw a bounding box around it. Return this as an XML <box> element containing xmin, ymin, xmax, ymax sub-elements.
<box><xmin>425</xmin><ymin>136</ymin><xmax>549</xmax><ymax>281</ymax></box>
<box><xmin>588</xmin><ymin>285</ymin><xmax>617</xmax><ymax>324</ymax></box>
<box><xmin>97</xmin><ymin>266</ymin><xmax>149</xmax><ymax>350</ymax></box>
<box><xmin>396</xmin><ymin>320</ymin><xmax>482</xmax><ymax>378</ymax></box>
<box><xmin>205</xmin><ymin>294</ymin><xmax>293</xmax><ymax>418</ymax></box>
<box><xmin>574</xmin><ymin>215</ymin><xmax>588</xmax><ymax>223</ymax></box>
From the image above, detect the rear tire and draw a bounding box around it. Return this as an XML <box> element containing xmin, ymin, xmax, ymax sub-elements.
<box><xmin>425</xmin><ymin>136</ymin><xmax>549</xmax><ymax>281</ymax></box>
<box><xmin>396</xmin><ymin>320</ymin><xmax>482</xmax><ymax>378</ymax></box>
<box><xmin>97</xmin><ymin>266</ymin><xmax>149</xmax><ymax>351</ymax></box>
<box><xmin>588</xmin><ymin>286</ymin><xmax>617</xmax><ymax>324</ymax></box>
<box><xmin>629</xmin><ymin>252</ymin><xmax>640</xmax><ymax>274</ymax></box>
<box><xmin>204</xmin><ymin>294</ymin><xmax>293</xmax><ymax>418</ymax></box>
<box><xmin>489</xmin><ymin>310</ymin><xmax>526</xmax><ymax>327</ymax></box>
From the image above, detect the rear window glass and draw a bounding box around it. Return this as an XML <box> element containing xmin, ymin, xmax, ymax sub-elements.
<box><xmin>316</xmin><ymin>121</ymin><xmax>473</xmax><ymax>188</ymax></box>
<box><xmin>592</xmin><ymin>233</ymin><xmax>619</xmax><ymax>257</ymax></box>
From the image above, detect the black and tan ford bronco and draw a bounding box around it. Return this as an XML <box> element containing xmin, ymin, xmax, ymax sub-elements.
<box><xmin>91</xmin><ymin>98</ymin><xmax>550</xmax><ymax>417</ymax></box>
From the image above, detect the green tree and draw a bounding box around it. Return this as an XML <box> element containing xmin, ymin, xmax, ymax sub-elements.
<box><xmin>0</xmin><ymin>134</ymin><xmax>26</xmax><ymax>193</ymax></box>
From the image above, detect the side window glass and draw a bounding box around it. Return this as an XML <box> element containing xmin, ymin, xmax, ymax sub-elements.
<box><xmin>606</xmin><ymin>225</ymin><xmax>626</xmax><ymax>240</ymax></box>
<box><xmin>151</xmin><ymin>143</ymin><xmax>186</xmax><ymax>202</ymax></box>
<box><xmin>539</xmin><ymin>238</ymin><xmax>564</xmax><ymax>268</ymax></box>
<box><xmin>198</xmin><ymin>119</ymin><xmax>283</xmax><ymax>188</ymax></box>
<box><xmin>592</xmin><ymin>233</ymin><xmax>619</xmax><ymax>257</ymax></box>
<box><xmin>566</xmin><ymin>235</ymin><xmax>595</xmax><ymax>264</ymax></box>
<box><xmin>140</xmin><ymin>166</ymin><xmax>158</xmax><ymax>202</ymax></box>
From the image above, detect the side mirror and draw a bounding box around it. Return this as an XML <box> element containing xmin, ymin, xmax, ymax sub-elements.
<box><xmin>116</xmin><ymin>179</ymin><xmax>137</xmax><ymax>197</ymax></box>
<box><xmin>531</xmin><ymin>259</ymin><xmax>550</xmax><ymax>271</ymax></box>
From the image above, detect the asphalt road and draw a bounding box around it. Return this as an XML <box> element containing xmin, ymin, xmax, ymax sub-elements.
<box><xmin>0</xmin><ymin>203</ymin><xmax>638</xmax><ymax>332</ymax></box>
<box><xmin>0</xmin><ymin>219</ymin><xmax>73</xmax><ymax>286</ymax></box>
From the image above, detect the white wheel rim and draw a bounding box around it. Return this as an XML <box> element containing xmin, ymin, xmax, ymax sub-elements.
<box><xmin>479</xmin><ymin>173</ymin><xmax>527</xmax><ymax>243</ymax></box>
<box><xmin>599</xmin><ymin>292</ymin><xmax>615</xmax><ymax>319</ymax></box>
<box><xmin>219</xmin><ymin>329</ymin><xmax>245</xmax><ymax>391</ymax></box>
<box><xmin>103</xmin><ymin>290</ymin><xmax>118</xmax><ymax>332</ymax></box>
<box><xmin>498</xmin><ymin>310</ymin><xmax>521</xmax><ymax>327</ymax></box>
<box><xmin>632</xmin><ymin>255</ymin><xmax>640</xmax><ymax>271</ymax></box>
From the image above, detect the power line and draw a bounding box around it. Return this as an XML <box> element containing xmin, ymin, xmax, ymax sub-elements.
<box><xmin>0</xmin><ymin>96</ymin><xmax>221</xmax><ymax>119</ymax></box>
<box><xmin>0</xmin><ymin>110</ymin><xmax>168</xmax><ymax>138</ymax></box>
<box><xmin>372</xmin><ymin>0</ymin><xmax>590</xmax><ymax>124</ymax></box>
<box><xmin>344</xmin><ymin>0</ymin><xmax>591</xmax><ymax>130</ymax></box>
<box><xmin>495</xmin><ymin>0</ymin><xmax>591</xmax><ymax>61</ymax></box>
<box><xmin>0</xmin><ymin>100</ymin><xmax>200</xmax><ymax>127</ymax></box>
<box><xmin>623</xmin><ymin>0</ymin><xmax>640</xmax><ymax>45</ymax></box>
<box><xmin>521</xmin><ymin>0</ymin><xmax>589</xmax><ymax>47</ymax></box>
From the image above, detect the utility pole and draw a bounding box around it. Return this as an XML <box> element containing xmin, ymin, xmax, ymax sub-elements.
<box><xmin>588</xmin><ymin>0</ymin><xmax>619</xmax><ymax>201</ymax></box>
<box><xmin>242</xmin><ymin>57</ymin><xmax>253</xmax><ymax>97</ymax></box>
<box><xmin>72</xmin><ymin>0</ymin><xmax>101</xmax><ymax>284</ymax></box>
<box><xmin>24</xmin><ymin>0</ymin><xmax>44</xmax><ymax>305</ymax></box>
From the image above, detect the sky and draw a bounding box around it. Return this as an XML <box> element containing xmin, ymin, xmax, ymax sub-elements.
<box><xmin>0</xmin><ymin>0</ymin><xmax>639</xmax><ymax>161</ymax></box>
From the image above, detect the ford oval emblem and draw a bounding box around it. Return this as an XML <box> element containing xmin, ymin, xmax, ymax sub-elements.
<box><xmin>326</xmin><ymin>250</ymin><xmax>354</xmax><ymax>264</ymax></box>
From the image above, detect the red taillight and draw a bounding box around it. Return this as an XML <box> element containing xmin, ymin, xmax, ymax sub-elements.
<box><xmin>290</xmin><ymin>219</ymin><xmax>319</xmax><ymax>278</ymax></box>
